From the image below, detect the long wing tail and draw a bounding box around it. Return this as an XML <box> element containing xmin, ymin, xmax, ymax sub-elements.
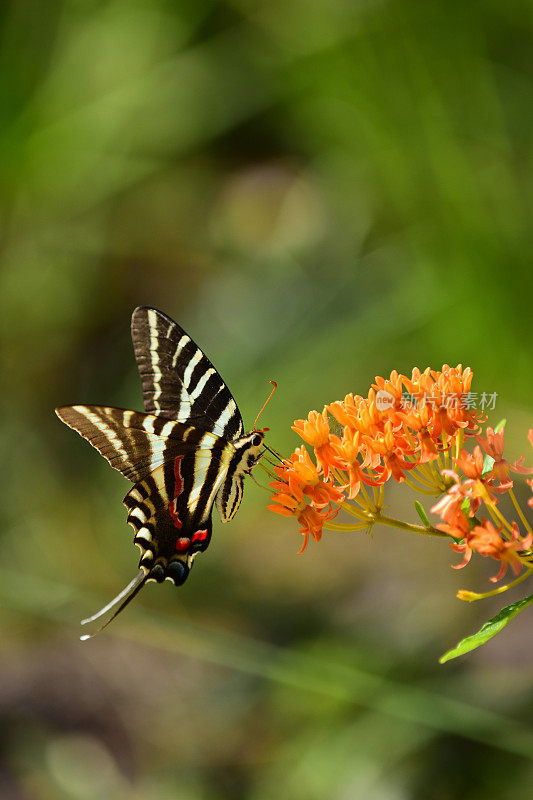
<box><xmin>79</xmin><ymin>569</ymin><xmax>148</xmax><ymax>640</ymax></box>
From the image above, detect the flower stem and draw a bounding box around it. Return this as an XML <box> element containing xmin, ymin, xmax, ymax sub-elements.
<box><xmin>409</xmin><ymin>467</ymin><xmax>437</xmax><ymax>489</ymax></box>
<box><xmin>326</xmin><ymin>522</ymin><xmax>369</xmax><ymax>532</ymax></box>
<box><xmin>478</xmin><ymin>483</ymin><xmax>514</xmax><ymax>534</ymax></box>
<box><xmin>361</xmin><ymin>482</ymin><xmax>375</xmax><ymax>504</ymax></box>
<box><xmin>508</xmin><ymin>488</ymin><xmax>533</xmax><ymax>536</ymax></box>
<box><xmin>340</xmin><ymin>501</ymin><xmax>373</xmax><ymax>522</ymax></box>
<box><xmin>454</xmin><ymin>429</ymin><xmax>464</xmax><ymax>462</ymax></box>
<box><xmin>442</xmin><ymin>435</ymin><xmax>450</xmax><ymax>470</ymax></box>
<box><xmin>457</xmin><ymin>567</ymin><xmax>533</xmax><ymax>601</ymax></box>
<box><xmin>373</xmin><ymin>513</ymin><xmax>448</xmax><ymax>538</ymax></box>
<box><xmin>403</xmin><ymin>475</ymin><xmax>440</xmax><ymax>495</ymax></box>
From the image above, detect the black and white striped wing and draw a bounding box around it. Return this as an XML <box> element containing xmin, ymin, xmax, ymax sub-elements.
<box><xmin>124</xmin><ymin>442</ymin><xmax>235</xmax><ymax>585</ymax></box>
<box><xmin>55</xmin><ymin>405</ymin><xmax>221</xmax><ymax>483</ymax></box>
<box><xmin>131</xmin><ymin>306</ymin><xmax>244</xmax><ymax>440</ymax></box>
<box><xmin>56</xmin><ymin>403</ymin><xmax>238</xmax><ymax>584</ymax></box>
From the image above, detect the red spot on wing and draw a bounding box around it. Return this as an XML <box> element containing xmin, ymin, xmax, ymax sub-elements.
<box><xmin>169</xmin><ymin>455</ymin><xmax>184</xmax><ymax>531</ymax></box>
<box><xmin>175</xmin><ymin>537</ymin><xmax>191</xmax><ymax>552</ymax></box>
<box><xmin>192</xmin><ymin>529</ymin><xmax>209</xmax><ymax>543</ymax></box>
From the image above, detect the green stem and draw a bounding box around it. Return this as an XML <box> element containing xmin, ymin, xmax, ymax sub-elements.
<box><xmin>374</xmin><ymin>513</ymin><xmax>448</xmax><ymax>538</ymax></box>
<box><xmin>508</xmin><ymin>488</ymin><xmax>533</xmax><ymax>536</ymax></box>
<box><xmin>457</xmin><ymin>567</ymin><xmax>533</xmax><ymax>601</ymax></box>
<box><xmin>326</xmin><ymin>522</ymin><xmax>369</xmax><ymax>532</ymax></box>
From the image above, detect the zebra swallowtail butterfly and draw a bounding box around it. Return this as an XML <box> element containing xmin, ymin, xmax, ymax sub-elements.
<box><xmin>56</xmin><ymin>306</ymin><xmax>276</xmax><ymax>638</ymax></box>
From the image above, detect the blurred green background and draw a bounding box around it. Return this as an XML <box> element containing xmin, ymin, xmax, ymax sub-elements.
<box><xmin>1</xmin><ymin>1</ymin><xmax>532</xmax><ymax>798</ymax></box>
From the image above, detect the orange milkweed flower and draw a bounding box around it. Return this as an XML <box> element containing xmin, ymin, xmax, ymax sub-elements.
<box><xmin>466</xmin><ymin>519</ymin><xmax>533</xmax><ymax>582</ymax></box>
<box><xmin>454</xmin><ymin>446</ymin><xmax>484</xmax><ymax>480</ymax></box>
<box><xmin>445</xmin><ymin>512</ymin><xmax>474</xmax><ymax>568</ymax></box>
<box><xmin>267</xmin><ymin>491</ymin><xmax>337</xmax><ymax>554</ymax></box>
<box><xmin>327</xmin><ymin>394</ymin><xmax>364</xmax><ymax>430</ymax></box>
<box><xmin>292</xmin><ymin>410</ymin><xmax>340</xmax><ymax>477</ymax></box>
<box><xmin>431</xmin><ymin>470</ymin><xmax>478</xmax><ymax>524</ymax></box>
<box><xmin>404</xmin><ymin>364</ymin><xmax>480</xmax><ymax>441</ymax></box>
<box><xmin>397</xmin><ymin>403</ymin><xmax>439</xmax><ymax>462</ymax></box>
<box><xmin>281</xmin><ymin>446</ymin><xmax>345</xmax><ymax>508</ymax></box>
<box><xmin>362</xmin><ymin>420</ymin><xmax>416</xmax><ymax>483</ymax></box>
<box><xmin>268</xmin><ymin>450</ymin><xmax>343</xmax><ymax>553</ymax></box>
<box><xmin>295</xmin><ymin>504</ymin><xmax>339</xmax><ymax>554</ymax></box>
<box><xmin>476</xmin><ymin>427</ymin><xmax>533</xmax><ymax>487</ymax></box>
<box><xmin>330</xmin><ymin>427</ymin><xmax>384</xmax><ymax>498</ymax></box>
<box><xmin>372</xmin><ymin>370</ymin><xmax>404</xmax><ymax>405</ymax></box>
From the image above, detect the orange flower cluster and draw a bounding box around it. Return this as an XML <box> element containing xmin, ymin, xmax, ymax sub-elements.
<box><xmin>269</xmin><ymin>365</ymin><xmax>482</xmax><ymax>552</ymax></box>
<box><xmin>301</xmin><ymin>364</ymin><xmax>480</xmax><ymax>490</ymax></box>
<box><xmin>267</xmin><ymin>365</ymin><xmax>533</xmax><ymax>592</ymax></box>
<box><xmin>431</xmin><ymin>427</ymin><xmax>533</xmax><ymax>581</ymax></box>
<box><xmin>267</xmin><ymin>446</ymin><xmax>344</xmax><ymax>553</ymax></box>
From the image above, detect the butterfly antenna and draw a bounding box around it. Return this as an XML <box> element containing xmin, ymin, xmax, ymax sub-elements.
<box><xmin>80</xmin><ymin>570</ymin><xmax>148</xmax><ymax>640</ymax></box>
<box><xmin>253</xmin><ymin>381</ymin><xmax>277</xmax><ymax>431</ymax></box>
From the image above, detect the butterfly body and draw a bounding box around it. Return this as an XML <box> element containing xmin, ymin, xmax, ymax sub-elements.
<box><xmin>56</xmin><ymin>307</ymin><xmax>268</xmax><ymax>632</ymax></box>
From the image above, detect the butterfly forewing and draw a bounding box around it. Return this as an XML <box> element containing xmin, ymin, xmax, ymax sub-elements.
<box><xmin>131</xmin><ymin>306</ymin><xmax>244</xmax><ymax>439</ymax></box>
<box><xmin>55</xmin><ymin>405</ymin><xmax>220</xmax><ymax>482</ymax></box>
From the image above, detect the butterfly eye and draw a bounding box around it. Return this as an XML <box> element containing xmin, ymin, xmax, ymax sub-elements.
<box><xmin>251</xmin><ymin>434</ymin><xmax>262</xmax><ymax>447</ymax></box>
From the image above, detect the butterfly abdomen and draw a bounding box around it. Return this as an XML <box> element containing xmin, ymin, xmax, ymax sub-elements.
<box><xmin>215</xmin><ymin>435</ymin><xmax>261</xmax><ymax>523</ymax></box>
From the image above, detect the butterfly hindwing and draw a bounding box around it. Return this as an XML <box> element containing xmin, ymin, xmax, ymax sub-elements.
<box><xmin>131</xmin><ymin>306</ymin><xmax>244</xmax><ymax>439</ymax></box>
<box><xmin>124</xmin><ymin>443</ymin><xmax>234</xmax><ymax>583</ymax></box>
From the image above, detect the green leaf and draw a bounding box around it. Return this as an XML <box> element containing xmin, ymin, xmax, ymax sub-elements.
<box><xmin>482</xmin><ymin>454</ymin><xmax>495</xmax><ymax>476</ymax></box>
<box><xmin>439</xmin><ymin>593</ymin><xmax>533</xmax><ymax>663</ymax></box>
<box><xmin>460</xmin><ymin>497</ymin><xmax>471</xmax><ymax>515</ymax></box>
<box><xmin>414</xmin><ymin>501</ymin><xmax>430</xmax><ymax>528</ymax></box>
<box><xmin>494</xmin><ymin>418</ymin><xmax>507</xmax><ymax>433</ymax></box>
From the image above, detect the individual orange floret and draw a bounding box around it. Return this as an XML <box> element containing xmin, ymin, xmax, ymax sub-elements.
<box><xmin>283</xmin><ymin>447</ymin><xmax>345</xmax><ymax>508</ymax></box>
<box><xmin>476</xmin><ymin>427</ymin><xmax>533</xmax><ymax>487</ymax></box>
<box><xmin>430</xmin><ymin>469</ymin><xmax>482</xmax><ymax>524</ymax></box>
<box><xmin>267</xmin><ymin>480</ymin><xmax>338</xmax><ymax>554</ymax></box>
<box><xmin>372</xmin><ymin>370</ymin><xmax>404</xmax><ymax>406</ymax></box>
<box><xmin>327</xmin><ymin>393</ymin><xmax>364</xmax><ymax>430</ymax></box>
<box><xmin>295</xmin><ymin>505</ymin><xmax>339</xmax><ymax>554</ymax></box>
<box><xmin>467</xmin><ymin>519</ymin><xmax>533</xmax><ymax>582</ymax></box>
<box><xmin>331</xmin><ymin>427</ymin><xmax>384</xmax><ymax>498</ymax></box>
<box><xmin>454</xmin><ymin>446</ymin><xmax>485</xmax><ymax>480</ymax></box>
<box><xmin>362</xmin><ymin>419</ymin><xmax>416</xmax><ymax>482</ymax></box>
<box><xmin>398</xmin><ymin>403</ymin><xmax>439</xmax><ymax>462</ymax></box>
<box><xmin>292</xmin><ymin>410</ymin><xmax>340</xmax><ymax>477</ymax></box>
<box><xmin>431</xmin><ymin>471</ymin><xmax>476</xmax><ymax>525</ymax></box>
<box><xmin>446</xmin><ymin>512</ymin><xmax>474</xmax><ymax>569</ymax></box>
